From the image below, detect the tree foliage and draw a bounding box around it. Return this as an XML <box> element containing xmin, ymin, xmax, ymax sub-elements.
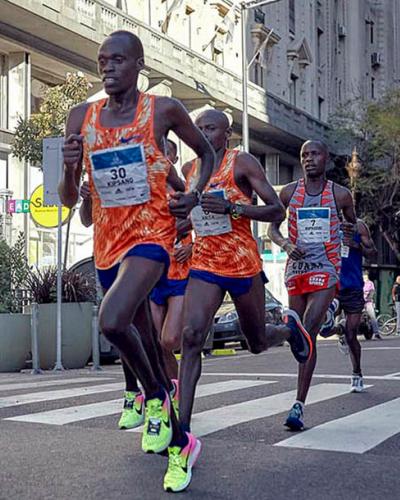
<box><xmin>0</xmin><ymin>233</ymin><xmax>30</xmax><ymax>313</ymax></box>
<box><xmin>11</xmin><ymin>73</ymin><xmax>90</xmax><ymax>166</ymax></box>
<box><xmin>328</xmin><ymin>89</ymin><xmax>400</xmax><ymax>262</ymax></box>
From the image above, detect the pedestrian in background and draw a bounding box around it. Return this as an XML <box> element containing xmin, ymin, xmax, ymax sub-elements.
<box><xmin>363</xmin><ymin>273</ymin><xmax>381</xmax><ymax>340</ymax></box>
<box><xmin>392</xmin><ymin>275</ymin><xmax>400</xmax><ymax>336</ymax></box>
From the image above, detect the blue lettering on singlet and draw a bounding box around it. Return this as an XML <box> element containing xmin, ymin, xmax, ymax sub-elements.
<box><xmin>340</xmin><ymin>233</ymin><xmax>363</xmax><ymax>290</ymax></box>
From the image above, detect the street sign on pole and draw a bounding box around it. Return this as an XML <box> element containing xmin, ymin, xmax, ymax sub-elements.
<box><xmin>43</xmin><ymin>137</ymin><xmax>64</xmax><ymax>206</ymax></box>
<box><xmin>42</xmin><ymin>137</ymin><xmax>65</xmax><ymax>371</ymax></box>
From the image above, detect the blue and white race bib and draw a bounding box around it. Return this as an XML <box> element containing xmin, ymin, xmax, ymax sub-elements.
<box><xmin>190</xmin><ymin>189</ymin><xmax>232</xmax><ymax>237</ymax></box>
<box><xmin>90</xmin><ymin>144</ymin><xmax>150</xmax><ymax>208</ymax></box>
<box><xmin>297</xmin><ymin>207</ymin><xmax>331</xmax><ymax>243</ymax></box>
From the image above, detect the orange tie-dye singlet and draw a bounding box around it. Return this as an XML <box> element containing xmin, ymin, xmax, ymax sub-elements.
<box><xmin>82</xmin><ymin>93</ymin><xmax>176</xmax><ymax>270</ymax></box>
<box><xmin>168</xmin><ymin>233</ymin><xmax>192</xmax><ymax>281</ymax></box>
<box><xmin>187</xmin><ymin>149</ymin><xmax>262</xmax><ymax>278</ymax></box>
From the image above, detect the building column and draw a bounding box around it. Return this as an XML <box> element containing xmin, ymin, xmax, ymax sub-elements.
<box><xmin>265</xmin><ymin>153</ymin><xmax>280</xmax><ymax>185</ymax></box>
<box><xmin>8</xmin><ymin>52</ymin><xmax>31</xmax><ymax>252</ymax></box>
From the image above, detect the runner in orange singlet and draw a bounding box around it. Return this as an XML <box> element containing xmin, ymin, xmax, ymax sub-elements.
<box><xmin>78</xmin><ymin>140</ymin><xmax>187</xmax><ymax>429</ymax></box>
<box><xmin>163</xmin><ymin>109</ymin><xmax>313</xmax><ymax>492</ymax></box>
<box><xmin>59</xmin><ymin>31</ymin><xmax>214</xmax><ymax>468</ymax></box>
<box><xmin>150</xmin><ymin>140</ymin><xmax>192</xmax><ymax>385</ymax></box>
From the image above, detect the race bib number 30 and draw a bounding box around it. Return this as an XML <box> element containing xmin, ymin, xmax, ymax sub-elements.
<box><xmin>90</xmin><ymin>144</ymin><xmax>150</xmax><ymax>208</ymax></box>
<box><xmin>297</xmin><ymin>207</ymin><xmax>331</xmax><ymax>244</ymax></box>
<box><xmin>190</xmin><ymin>189</ymin><xmax>232</xmax><ymax>237</ymax></box>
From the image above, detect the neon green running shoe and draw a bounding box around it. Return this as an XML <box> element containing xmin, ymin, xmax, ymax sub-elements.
<box><xmin>164</xmin><ymin>432</ymin><xmax>202</xmax><ymax>493</ymax></box>
<box><xmin>170</xmin><ymin>379</ymin><xmax>179</xmax><ymax>418</ymax></box>
<box><xmin>141</xmin><ymin>389</ymin><xmax>172</xmax><ymax>454</ymax></box>
<box><xmin>118</xmin><ymin>391</ymin><xmax>145</xmax><ymax>430</ymax></box>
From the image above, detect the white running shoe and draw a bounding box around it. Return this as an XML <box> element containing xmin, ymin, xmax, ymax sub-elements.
<box><xmin>338</xmin><ymin>334</ymin><xmax>349</xmax><ymax>356</ymax></box>
<box><xmin>350</xmin><ymin>375</ymin><xmax>365</xmax><ymax>393</ymax></box>
<box><xmin>319</xmin><ymin>299</ymin><xmax>340</xmax><ymax>338</ymax></box>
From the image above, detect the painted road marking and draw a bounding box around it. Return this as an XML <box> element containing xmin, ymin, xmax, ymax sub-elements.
<box><xmin>0</xmin><ymin>382</ymin><xmax>125</xmax><ymax>409</ymax></box>
<box><xmin>130</xmin><ymin>383</ymin><xmax>350</xmax><ymax>437</ymax></box>
<box><xmin>276</xmin><ymin>395</ymin><xmax>400</xmax><ymax>454</ymax></box>
<box><xmin>203</xmin><ymin>372</ymin><xmax>400</xmax><ymax>381</ymax></box>
<box><xmin>0</xmin><ymin>377</ymin><xmax>114</xmax><ymax>393</ymax></box>
<box><xmin>5</xmin><ymin>380</ymin><xmax>275</xmax><ymax>425</ymax></box>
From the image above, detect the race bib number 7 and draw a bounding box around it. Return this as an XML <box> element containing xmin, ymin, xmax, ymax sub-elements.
<box><xmin>190</xmin><ymin>189</ymin><xmax>232</xmax><ymax>237</ymax></box>
<box><xmin>297</xmin><ymin>207</ymin><xmax>331</xmax><ymax>244</ymax></box>
<box><xmin>90</xmin><ymin>144</ymin><xmax>150</xmax><ymax>208</ymax></box>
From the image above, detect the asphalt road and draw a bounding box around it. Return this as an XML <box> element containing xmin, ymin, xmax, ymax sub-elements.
<box><xmin>1</xmin><ymin>336</ymin><xmax>400</xmax><ymax>500</ymax></box>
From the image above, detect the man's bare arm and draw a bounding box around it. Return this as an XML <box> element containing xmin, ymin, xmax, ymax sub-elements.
<box><xmin>268</xmin><ymin>183</ymin><xmax>305</xmax><ymax>260</ymax></box>
<box><xmin>79</xmin><ymin>198</ymin><xmax>93</xmax><ymax>228</ymax></box>
<box><xmin>235</xmin><ymin>153</ymin><xmax>285</xmax><ymax>222</ymax></box>
<box><xmin>58</xmin><ymin>104</ymin><xmax>88</xmax><ymax>208</ymax></box>
<box><xmin>167</xmin><ymin>164</ymin><xmax>185</xmax><ymax>192</ymax></box>
<box><xmin>201</xmin><ymin>152</ymin><xmax>285</xmax><ymax>222</ymax></box>
<box><xmin>336</xmin><ymin>185</ymin><xmax>357</xmax><ymax>224</ymax></box>
<box><xmin>358</xmin><ymin>220</ymin><xmax>377</xmax><ymax>260</ymax></box>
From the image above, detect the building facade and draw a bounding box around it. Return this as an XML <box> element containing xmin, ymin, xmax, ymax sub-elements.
<box><xmin>0</xmin><ymin>0</ymin><xmax>399</xmax><ymax>287</ymax></box>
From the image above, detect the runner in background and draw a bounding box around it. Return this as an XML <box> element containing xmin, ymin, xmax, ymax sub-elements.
<box><xmin>269</xmin><ymin>140</ymin><xmax>357</xmax><ymax>430</ymax></box>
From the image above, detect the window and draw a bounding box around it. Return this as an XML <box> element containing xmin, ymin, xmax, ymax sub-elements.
<box><xmin>0</xmin><ymin>55</ymin><xmax>7</xmax><ymax>129</ymax></box>
<box><xmin>0</xmin><ymin>155</ymin><xmax>7</xmax><ymax>190</ymax></box>
<box><xmin>31</xmin><ymin>68</ymin><xmax>63</xmax><ymax>114</ymax></box>
<box><xmin>254</xmin><ymin>8</ymin><xmax>265</xmax><ymax>24</ymax></box>
<box><xmin>370</xmin><ymin>21</ymin><xmax>374</xmax><ymax>44</ymax></box>
<box><xmin>289</xmin><ymin>0</ymin><xmax>295</xmax><ymax>34</ymax></box>
<box><xmin>254</xmin><ymin>61</ymin><xmax>264</xmax><ymax>87</ymax></box>
<box><xmin>317</xmin><ymin>28</ymin><xmax>323</xmax><ymax>67</ymax></box>
<box><xmin>338</xmin><ymin>79</ymin><xmax>342</xmax><ymax>102</ymax></box>
<box><xmin>318</xmin><ymin>96</ymin><xmax>325</xmax><ymax>120</ymax></box>
<box><xmin>212</xmin><ymin>40</ymin><xmax>224</xmax><ymax>65</ymax></box>
<box><xmin>289</xmin><ymin>73</ymin><xmax>298</xmax><ymax>106</ymax></box>
<box><xmin>371</xmin><ymin>76</ymin><xmax>375</xmax><ymax>99</ymax></box>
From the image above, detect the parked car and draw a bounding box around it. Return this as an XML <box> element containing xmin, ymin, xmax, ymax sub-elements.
<box><xmin>211</xmin><ymin>289</ymin><xmax>283</xmax><ymax>350</ymax></box>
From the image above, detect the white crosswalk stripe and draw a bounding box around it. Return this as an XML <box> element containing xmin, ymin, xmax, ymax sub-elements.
<box><xmin>0</xmin><ymin>382</ymin><xmax>125</xmax><ymax>408</ymax></box>
<box><xmin>0</xmin><ymin>377</ymin><xmax>114</xmax><ymax>392</ymax></box>
<box><xmin>275</xmin><ymin>395</ymin><xmax>400</xmax><ymax>454</ymax></box>
<box><xmin>130</xmin><ymin>383</ymin><xmax>351</xmax><ymax>436</ymax></box>
<box><xmin>3</xmin><ymin>376</ymin><xmax>400</xmax><ymax>456</ymax></box>
<box><xmin>4</xmin><ymin>380</ymin><xmax>275</xmax><ymax>425</ymax></box>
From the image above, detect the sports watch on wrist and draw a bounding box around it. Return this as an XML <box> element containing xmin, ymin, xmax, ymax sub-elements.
<box><xmin>190</xmin><ymin>189</ymin><xmax>201</xmax><ymax>204</ymax></box>
<box><xmin>229</xmin><ymin>203</ymin><xmax>245</xmax><ymax>219</ymax></box>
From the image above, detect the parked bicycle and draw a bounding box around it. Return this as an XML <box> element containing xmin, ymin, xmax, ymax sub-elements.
<box><xmin>377</xmin><ymin>305</ymin><xmax>397</xmax><ymax>336</ymax></box>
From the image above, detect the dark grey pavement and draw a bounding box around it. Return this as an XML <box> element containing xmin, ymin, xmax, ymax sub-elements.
<box><xmin>1</xmin><ymin>336</ymin><xmax>400</xmax><ymax>500</ymax></box>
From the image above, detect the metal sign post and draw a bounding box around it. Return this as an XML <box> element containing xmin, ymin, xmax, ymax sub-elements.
<box><xmin>30</xmin><ymin>303</ymin><xmax>43</xmax><ymax>374</ymax></box>
<box><xmin>54</xmin><ymin>201</ymin><xmax>64</xmax><ymax>371</ymax></box>
<box><xmin>42</xmin><ymin>137</ymin><xmax>65</xmax><ymax>371</ymax></box>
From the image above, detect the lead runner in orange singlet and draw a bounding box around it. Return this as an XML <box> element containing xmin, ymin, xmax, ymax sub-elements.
<box><xmin>163</xmin><ymin>109</ymin><xmax>314</xmax><ymax>492</ymax></box>
<box><xmin>269</xmin><ymin>140</ymin><xmax>357</xmax><ymax>431</ymax></box>
<box><xmin>78</xmin><ymin>139</ymin><xmax>187</xmax><ymax>430</ymax></box>
<box><xmin>58</xmin><ymin>30</ymin><xmax>215</xmax><ymax>481</ymax></box>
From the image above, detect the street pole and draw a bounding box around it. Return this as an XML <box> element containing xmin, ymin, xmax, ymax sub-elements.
<box><xmin>54</xmin><ymin>202</ymin><xmax>64</xmax><ymax>371</ymax></box>
<box><xmin>241</xmin><ymin>0</ymin><xmax>282</xmax><ymax>247</ymax></box>
<box><xmin>240</xmin><ymin>0</ymin><xmax>283</xmax><ymax>153</ymax></box>
<box><xmin>241</xmin><ymin>4</ymin><xmax>249</xmax><ymax>153</ymax></box>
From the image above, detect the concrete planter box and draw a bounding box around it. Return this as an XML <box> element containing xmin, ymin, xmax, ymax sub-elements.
<box><xmin>35</xmin><ymin>302</ymin><xmax>93</xmax><ymax>370</ymax></box>
<box><xmin>0</xmin><ymin>313</ymin><xmax>31</xmax><ymax>372</ymax></box>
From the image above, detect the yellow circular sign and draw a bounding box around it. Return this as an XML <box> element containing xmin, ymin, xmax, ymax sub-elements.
<box><xmin>30</xmin><ymin>185</ymin><xmax>71</xmax><ymax>228</ymax></box>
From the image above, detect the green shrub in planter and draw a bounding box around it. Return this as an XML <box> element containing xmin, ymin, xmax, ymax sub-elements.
<box><xmin>0</xmin><ymin>233</ymin><xmax>29</xmax><ymax>313</ymax></box>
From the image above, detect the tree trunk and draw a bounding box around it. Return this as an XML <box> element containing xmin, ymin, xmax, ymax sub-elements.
<box><xmin>382</xmin><ymin>229</ymin><xmax>400</xmax><ymax>262</ymax></box>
